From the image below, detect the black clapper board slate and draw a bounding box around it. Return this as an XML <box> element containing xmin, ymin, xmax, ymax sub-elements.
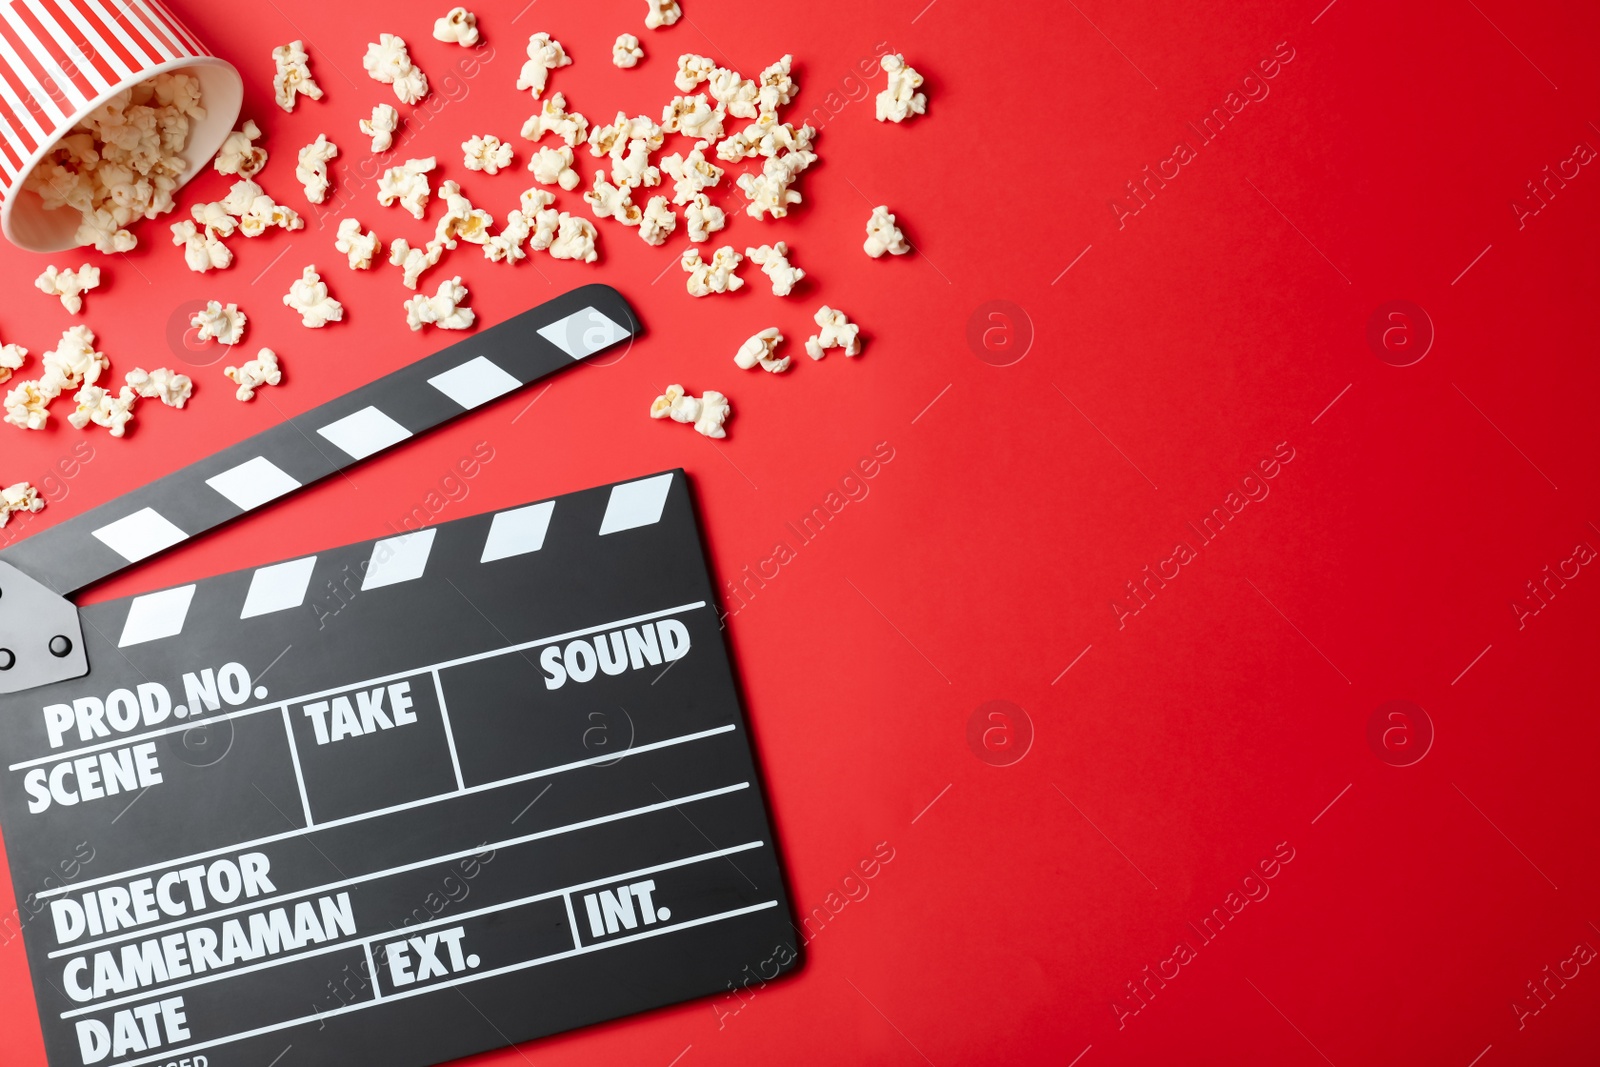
<box><xmin>0</xmin><ymin>285</ymin><xmax>799</xmax><ymax>1067</ymax></box>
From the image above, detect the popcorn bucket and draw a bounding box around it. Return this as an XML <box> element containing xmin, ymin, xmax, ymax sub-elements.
<box><xmin>0</xmin><ymin>0</ymin><xmax>241</xmax><ymax>252</ymax></box>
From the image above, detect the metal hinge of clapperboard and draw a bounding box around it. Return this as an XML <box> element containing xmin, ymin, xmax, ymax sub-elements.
<box><xmin>0</xmin><ymin>284</ymin><xmax>640</xmax><ymax>696</ymax></box>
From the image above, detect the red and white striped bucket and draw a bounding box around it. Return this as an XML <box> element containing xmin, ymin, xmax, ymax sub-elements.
<box><xmin>0</xmin><ymin>0</ymin><xmax>241</xmax><ymax>252</ymax></box>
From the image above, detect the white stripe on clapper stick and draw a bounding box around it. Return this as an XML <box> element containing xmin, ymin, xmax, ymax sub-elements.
<box><xmin>361</xmin><ymin>529</ymin><xmax>437</xmax><ymax>590</ymax></box>
<box><xmin>480</xmin><ymin>502</ymin><xmax>556</xmax><ymax>563</ymax></box>
<box><xmin>317</xmin><ymin>406</ymin><xmax>412</xmax><ymax>461</ymax></box>
<box><xmin>92</xmin><ymin>507</ymin><xmax>188</xmax><ymax>563</ymax></box>
<box><xmin>240</xmin><ymin>557</ymin><xmax>319</xmax><ymax>619</ymax></box>
<box><xmin>206</xmin><ymin>456</ymin><xmax>303</xmax><ymax>512</ymax></box>
<box><xmin>598</xmin><ymin>474</ymin><xmax>674</xmax><ymax>534</ymax></box>
<box><xmin>428</xmin><ymin>356</ymin><xmax>522</xmax><ymax>409</ymax></box>
<box><xmin>118</xmin><ymin>585</ymin><xmax>196</xmax><ymax>647</ymax></box>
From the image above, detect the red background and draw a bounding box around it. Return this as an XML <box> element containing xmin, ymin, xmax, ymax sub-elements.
<box><xmin>2</xmin><ymin>0</ymin><xmax>1598</xmax><ymax>1063</ymax></box>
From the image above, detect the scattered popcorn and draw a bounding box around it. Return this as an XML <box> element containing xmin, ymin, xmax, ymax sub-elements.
<box><xmin>296</xmin><ymin>134</ymin><xmax>339</xmax><ymax>204</ymax></box>
<box><xmin>746</xmin><ymin>242</ymin><xmax>804</xmax><ymax>295</ymax></box>
<box><xmin>584</xmin><ymin>171</ymin><xmax>642</xmax><ymax>226</ymax></box>
<box><xmin>650</xmin><ymin>384</ymin><xmax>730</xmax><ymax>439</ymax></box>
<box><xmin>662</xmin><ymin>94</ymin><xmax>724</xmax><ymax>141</ymax></box>
<box><xmin>696</xmin><ymin>392</ymin><xmax>733</xmax><ymax>438</ymax></box>
<box><xmin>377</xmin><ymin>157</ymin><xmax>437</xmax><ymax>219</ymax></box>
<box><xmin>529</xmin><ymin>211</ymin><xmax>562</xmax><ymax>253</ymax></box>
<box><xmin>125</xmin><ymin>367</ymin><xmax>193</xmax><ymax>408</ymax></box>
<box><xmin>433</xmin><ymin>180</ymin><xmax>495</xmax><ymax>247</ymax></box>
<box><xmin>238</xmin><ymin>199</ymin><xmax>304</xmax><ymax>240</ymax></box>
<box><xmin>330</xmin><ymin>219</ymin><xmax>378</xmax><ymax>270</ymax></box>
<box><xmin>517</xmin><ymin>33</ymin><xmax>570</xmax><ymax>98</ymax></box>
<box><xmin>215</xmin><ymin>119</ymin><xmax>268</xmax><ymax>177</ymax></box>
<box><xmin>283</xmin><ymin>266</ymin><xmax>343</xmax><ymax>328</ymax></box>
<box><xmin>63</xmin><ymin>210</ymin><xmax>135</xmax><ymax>256</ymax></box>
<box><xmin>528</xmin><ymin>145</ymin><xmax>581</xmax><ymax>190</ymax></box>
<box><xmin>68</xmin><ymin>384</ymin><xmax>137</xmax><ymax>437</ymax></box>
<box><xmin>768</xmin><ymin>121</ymin><xmax>818</xmax><ymax>156</ymax></box>
<box><xmin>864</xmin><ymin>204</ymin><xmax>910</xmax><ymax>257</ymax></box>
<box><xmin>680</xmin><ymin>245</ymin><xmax>743</xmax><ymax>296</ymax></box>
<box><xmin>0</xmin><ymin>344</ymin><xmax>24</xmax><ymax>385</ymax></box>
<box><xmin>364</xmin><ymin>34</ymin><xmax>429</xmax><ymax>105</ymax></box>
<box><xmin>684</xmin><ymin>194</ymin><xmax>726</xmax><ymax>242</ymax></box>
<box><xmin>272</xmin><ymin>41</ymin><xmax>324</xmax><ymax>112</ymax></box>
<box><xmin>661</xmin><ymin>142</ymin><xmax>723</xmax><ymax>204</ymax></box>
<box><xmin>520</xmin><ymin>188</ymin><xmax>562</xmax><ymax>253</ymax></box>
<box><xmin>756</xmin><ymin>55</ymin><xmax>797</xmax><ymax>116</ymax></box>
<box><xmin>191</xmin><ymin>301</ymin><xmax>246</xmax><ymax>345</ymax></box>
<box><xmin>645</xmin><ymin>0</ymin><xmax>681</xmax><ymax>30</ymax></box>
<box><xmin>876</xmin><ymin>54</ymin><xmax>926</xmax><ymax>123</ymax></box>
<box><xmin>64</xmin><ymin>384</ymin><xmax>103</xmax><ymax>429</ymax></box>
<box><xmin>586</xmin><ymin>116</ymin><xmax>632</xmax><ymax>159</ymax></box>
<box><xmin>403</xmin><ymin>276</ymin><xmax>475</xmax><ymax>331</ymax></box>
<box><xmin>169</xmin><ymin>220</ymin><xmax>225</xmax><ymax>272</ymax></box>
<box><xmin>639</xmin><ymin>196</ymin><xmax>676</xmax><ymax>245</ymax></box>
<box><xmin>611</xmin><ymin>140</ymin><xmax>660</xmax><ymax>190</ymax></box>
<box><xmin>675</xmin><ymin>54</ymin><xmax>715</xmax><ymax>92</ymax></box>
<box><xmin>521</xmin><ymin>92</ymin><xmax>588</xmax><ymax>147</ymax></box>
<box><xmin>191</xmin><ymin>199</ymin><xmax>238</xmax><ymax>239</ymax></box>
<box><xmin>24</xmin><ymin>71</ymin><xmax>205</xmax><ymax>252</ymax></box>
<box><xmin>0</xmin><ymin>483</ymin><xmax>44</xmax><ymax>527</ymax></box>
<box><xmin>361</xmin><ymin>103</ymin><xmax>400</xmax><ymax>153</ymax></box>
<box><xmin>484</xmin><ymin>209</ymin><xmax>534</xmax><ymax>263</ymax></box>
<box><xmin>588</xmin><ymin>113</ymin><xmax>664</xmax><ymax>189</ymax></box>
<box><xmin>713</xmin><ymin>124</ymin><xmax>759</xmax><ymax>162</ymax></box>
<box><xmin>433</xmin><ymin>7</ymin><xmax>480</xmax><ymax>47</ymax></box>
<box><xmin>389</xmin><ymin>237</ymin><xmax>444</xmax><ymax>289</ymax></box>
<box><xmin>463</xmin><ymin>134</ymin><xmax>513</xmax><ymax>174</ymax></box>
<box><xmin>734</xmin><ymin>327</ymin><xmax>789</xmax><ymax>373</ymax></box>
<box><xmin>708</xmin><ymin>66</ymin><xmax>759</xmax><ymax>120</ymax></box>
<box><xmin>548</xmin><ymin>213</ymin><xmax>598</xmax><ymax>262</ymax></box>
<box><xmin>735</xmin><ymin>149</ymin><xmax>813</xmax><ymax>219</ymax></box>
<box><xmin>40</xmin><ymin>325</ymin><xmax>107</xmax><ymax>395</ymax></box>
<box><xmin>805</xmin><ymin>305</ymin><xmax>861</xmax><ymax>359</ymax></box>
<box><xmin>224</xmin><ymin>348</ymin><xmax>281</xmax><ymax>401</ymax></box>
<box><xmin>716</xmin><ymin>116</ymin><xmax>815</xmax><ymax>162</ymax></box>
<box><xmin>520</xmin><ymin>186</ymin><xmax>557</xmax><ymax>218</ymax></box>
<box><xmin>613</xmin><ymin>34</ymin><xmax>643</xmax><ymax>68</ymax></box>
<box><xmin>775</xmin><ymin>145</ymin><xmax>817</xmax><ymax>179</ymax></box>
<box><xmin>736</xmin><ymin>161</ymin><xmax>798</xmax><ymax>220</ymax></box>
<box><xmin>222</xmin><ymin>179</ymin><xmax>304</xmax><ymax>237</ymax></box>
<box><xmin>35</xmin><ymin>265</ymin><xmax>101</xmax><ymax>314</ymax></box>
<box><xmin>4</xmin><ymin>382</ymin><xmax>55</xmax><ymax>430</ymax></box>
<box><xmin>218</xmin><ymin>178</ymin><xmax>267</xmax><ymax>218</ymax></box>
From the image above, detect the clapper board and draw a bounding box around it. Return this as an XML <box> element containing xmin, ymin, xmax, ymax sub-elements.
<box><xmin>0</xmin><ymin>285</ymin><xmax>799</xmax><ymax>1067</ymax></box>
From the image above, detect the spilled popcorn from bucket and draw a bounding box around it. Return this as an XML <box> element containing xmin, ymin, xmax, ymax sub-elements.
<box><xmin>22</xmin><ymin>72</ymin><xmax>206</xmax><ymax>253</ymax></box>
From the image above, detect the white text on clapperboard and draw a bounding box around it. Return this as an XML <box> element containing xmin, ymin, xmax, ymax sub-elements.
<box><xmin>540</xmin><ymin>619</ymin><xmax>691</xmax><ymax>689</ymax></box>
<box><xmin>24</xmin><ymin>663</ymin><xmax>258</xmax><ymax>815</ymax></box>
<box><xmin>50</xmin><ymin>848</ymin><xmax>351</xmax><ymax>1062</ymax></box>
<box><xmin>25</xmin><ymin>618</ymin><xmax>698</xmax><ymax>1063</ymax></box>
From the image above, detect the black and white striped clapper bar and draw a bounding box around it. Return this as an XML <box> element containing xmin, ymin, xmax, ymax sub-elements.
<box><xmin>0</xmin><ymin>286</ymin><xmax>798</xmax><ymax>1067</ymax></box>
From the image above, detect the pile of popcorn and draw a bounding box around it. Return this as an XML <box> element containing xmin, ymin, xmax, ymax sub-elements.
<box><xmin>0</xmin><ymin>0</ymin><xmax>933</xmax><ymax>499</ymax></box>
<box><xmin>23</xmin><ymin>72</ymin><xmax>205</xmax><ymax>253</ymax></box>
<box><xmin>1</xmin><ymin>321</ymin><xmax>193</xmax><ymax>440</ymax></box>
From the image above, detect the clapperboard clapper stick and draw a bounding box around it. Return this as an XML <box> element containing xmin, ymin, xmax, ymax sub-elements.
<box><xmin>0</xmin><ymin>284</ymin><xmax>799</xmax><ymax>1067</ymax></box>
